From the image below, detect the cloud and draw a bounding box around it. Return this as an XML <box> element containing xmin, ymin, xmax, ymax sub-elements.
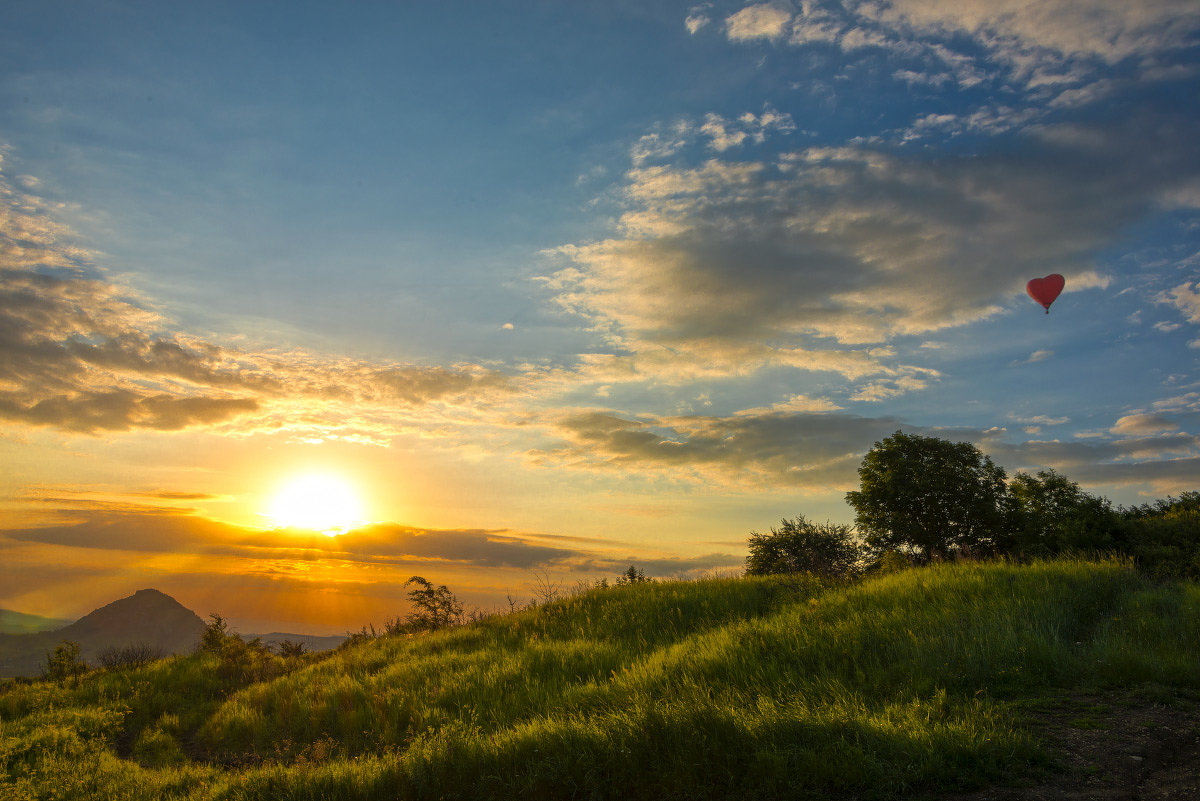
<box><xmin>719</xmin><ymin>0</ymin><xmax>1200</xmax><ymax>91</ymax></box>
<box><xmin>345</xmin><ymin>525</ymin><xmax>574</xmax><ymax>569</ymax></box>
<box><xmin>0</xmin><ymin>506</ymin><xmax>744</xmax><ymax>616</ymax></box>
<box><xmin>551</xmin><ymin>105</ymin><xmax>1198</xmax><ymax>384</ymax></box>
<box><xmin>530</xmin><ymin>409</ymin><xmax>904</xmax><ymax>489</ymax></box>
<box><xmin>872</xmin><ymin>0</ymin><xmax>1200</xmax><ymax>67</ymax></box>
<box><xmin>850</xmin><ymin>373</ymin><xmax>937</xmax><ymax>402</ymax></box>
<box><xmin>1010</xmin><ymin>349</ymin><xmax>1055</xmax><ymax>366</ymax></box>
<box><xmin>734</xmin><ymin>394</ymin><xmax>843</xmax><ymax>415</ymax></box>
<box><xmin>0</xmin><ymin>161</ymin><xmax>513</xmax><ymax>437</ymax></box>
<box><xmin>1013</xmin><ymin>415</ymin><xmax>1069</xmax><ymax>426</ymax></box>
<box><xmin>985</xmin><ymin>431</ymin><xmax>1200</xmax><ymax>494</ymax></box>
<box><xmin>0</xmin><ymin>391</ymin><xmax>260</xmax><ymax>433</ymax></box>
<box><xmin>522</xmin><ymin>402</ymin><xmax>1200</xmax><ymax>498</ymax></box>
<box><xmin>725</xmin><ymin>4</ymin><xmax>793</xmax><ymax>41</ymax></box>
<box><xmin>0</xmin><ymin>506</ymin><xmax>577</xmax><ymax>570</ymax></box>
<box><xmin>630</xmin><ymin>121</ymin><xmax>694</xmax><ymax>166</ymax></box>
<box><xmin>714</xmin><ymin>0</ymin><xmax>1200</xmax><ymax>146</ymax></box>
<box><xmin>686</xmin><ymin>4</ymin><xmax>713</xmax><ymax>34</ymax></box>
<box><xmin>1111</xmin><ymin>413</ymin><xmax>1179</xmax><ymax>435</ymax></box>
<box><xmin>1161</xmin><ymin>281</ymin><xmax>1200</xmax><ymax>323</ymax></box>
<box><xmin>700</xmin><ymin>107</ymin><xmax>797</xmax><ymax>152</ymax></box>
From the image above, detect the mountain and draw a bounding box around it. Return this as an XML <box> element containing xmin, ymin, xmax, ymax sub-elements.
<box><xmin>0</xmin><ymin>608</ymin><xmax>73</xmax><ymax>635</ymax></box>
<box><xmin>0</xmin><ymin>589</ymin><xmax>205</xmax><ymax>678</ymax></box>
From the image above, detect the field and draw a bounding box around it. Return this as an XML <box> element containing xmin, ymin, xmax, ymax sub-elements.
<box><xmin>2</xmin><ymin>559</ymin><xmax>1198</xmax><ymax>800</ymax></box>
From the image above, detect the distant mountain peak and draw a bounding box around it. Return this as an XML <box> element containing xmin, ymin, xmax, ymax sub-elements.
<box><xmin>0</xmin><ymin>588</ymin><xmax>206</xmax><ymax>678</ymax></box>
<box><xmin>58</xmin><ymin>588</ymin><xmax>205</xmax><ymax>647</ymax></box>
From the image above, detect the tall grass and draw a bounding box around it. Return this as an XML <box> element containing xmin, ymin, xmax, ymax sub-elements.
<box><xmin>2</xmin><ymin>559</ymin><xmax>1197</xmax><ymax>800</ymax></box>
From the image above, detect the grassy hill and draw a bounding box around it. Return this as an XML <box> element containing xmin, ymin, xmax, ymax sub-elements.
<box><xmin>1</xmin><ymin>559</ymin><xmax>1198</xmax><ymax>800</ymax></box>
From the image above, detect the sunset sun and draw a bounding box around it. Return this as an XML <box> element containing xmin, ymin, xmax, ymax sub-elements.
<box><xmin>267</xmin><ymin>474</ymin><xmax>366</xmax><ymax>536</ymax></box>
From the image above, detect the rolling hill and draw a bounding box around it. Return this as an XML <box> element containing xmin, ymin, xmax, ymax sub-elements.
<box><xmin>1</xmin><ymin>559</ymin><xmax>1197</xmax><ymax>799</ymax></box>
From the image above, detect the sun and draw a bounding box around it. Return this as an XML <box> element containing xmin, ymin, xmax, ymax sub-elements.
<box><xmin>266</xmin><ymin>473</ymin><xmax>366</xmax><ymax>536</ymax></box>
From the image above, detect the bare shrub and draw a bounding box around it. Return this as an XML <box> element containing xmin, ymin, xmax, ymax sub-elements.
<box><xmin>97</xmin><ymin>643</ymin><xmax>166</xmax><ymax>670</ymax></box>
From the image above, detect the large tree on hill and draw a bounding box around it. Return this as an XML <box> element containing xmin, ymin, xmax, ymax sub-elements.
<box><xmin>845</xmin><ymin>431</ymin><xmax>1008</xmax><ymax>561</ymax></box>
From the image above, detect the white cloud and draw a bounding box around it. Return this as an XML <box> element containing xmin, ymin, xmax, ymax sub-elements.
<box><xmin>699</xmin><ymin>107</ymin><xmax>796</xmax><ymax>151</ymax></box>
<box><xmin>630</xmin><ymin>121</ymin><xmax>694</xmax><ymax>166</ymax></box>
<box><xmin>715</xmin><ymin>0</ymin><xmax>1200</xmax><ymax>131</ymax></box>
<box><xmin>735</xmin><ymin>394</ymin><xmax>844</xmax><ymax>415</ymax></box>
<box><xmin>1161</xmin><ymin>281</ymin><xmax>1200</xmax><ymax>323</ymax></box>
<box><xmin>850</xmin><ymin>373</ymin><xmax>937</xmax><ymax>402</ymax></box>
<box><xmin>1010</xmin><ymin>349</ymin><xmax>1054</xmax><ymax>366</ymax></box>
<box><xmin>873</xmin><ymin>0</ymin><xmax>1200</xmax><ymax>66</ymax></box>
<box><xmin>1013</xmin><ymin>414</ymin><xmax>1069</xmax><ymax>426</ymax></box>
<box><xmin>686</xmin><ymin>4</ymin><xmax>713</xmax><ymax>34</ymax></box>
<box><xmin>725</xmin><ymin>4</ymin><xmax>793</xmax><ymax>41</ymax></box>
<box><xmin>1111</xmin><ymin>413</ymin><xmax>1179</xmax><ymax>436</ymax></box>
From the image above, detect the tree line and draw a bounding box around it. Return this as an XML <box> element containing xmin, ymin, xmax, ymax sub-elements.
<box><xmin>748</xmin><ymin>430</ymin><xmax>1200</xmax><ymax>580</ymax></box>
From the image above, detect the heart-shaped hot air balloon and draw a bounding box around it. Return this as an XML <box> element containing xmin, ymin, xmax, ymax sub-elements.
<box><xmin>1026</xmin><ymin>274</ymin><xmax>1065</xmax><ymax>314</ymax></box>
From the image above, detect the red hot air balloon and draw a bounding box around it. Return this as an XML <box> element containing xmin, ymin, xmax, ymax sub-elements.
<box><xmin>1026</xmin><ymin>273</ymin><xmax>1065</xmax><ymax>314</ymax></box>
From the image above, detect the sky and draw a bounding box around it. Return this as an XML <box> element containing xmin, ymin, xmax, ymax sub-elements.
<box><xmin>2</xmin><ymin>0</ymin><xmax>1199</xmax><ymax>634</ymax></box>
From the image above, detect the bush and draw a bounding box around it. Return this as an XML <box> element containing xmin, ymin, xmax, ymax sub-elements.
<box><xmin>199</xmin><ymin>612</ymin><xmax>284</xmax><ymax>683</ymax></box>
<box><xmin>97</xmin><ymin>643</ymin><xmax>166</xmax><ymax>670</ymax></box>
<box><xmin>746</xmin><ymin>516</ymin><xmax>862</xmax><ymax>578</ymax></box>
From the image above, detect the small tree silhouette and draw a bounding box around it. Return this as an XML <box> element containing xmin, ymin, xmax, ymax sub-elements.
<box><xmin>404</xmin><ymin>576</ymin><xmax>463</xmax><ymax>631</ymax></box>
<box><xmin>275</xmin><ymin>639</ymin><xmax>306</xmax><ymax>658</ymax></box>
<box><xmin>44</xmin><ymin>640</ymin><xmax>85</xmax><ymax>686</ymax></box>
<box><xmin>616</xmin><ymin>565</ymin><xmax>650</xmax><ymax>584</ymax></box>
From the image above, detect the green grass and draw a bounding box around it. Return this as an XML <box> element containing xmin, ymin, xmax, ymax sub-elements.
<box><xmin>2</xmin><ymin>559</ymin><xmax>1198</xmax><ymax>800</ymax></box>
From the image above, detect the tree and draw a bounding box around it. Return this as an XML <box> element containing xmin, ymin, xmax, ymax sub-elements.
<box><xmin>845</xmin><ymin>431</ymin><xmax>1008</xmax><ymax>561</ymax></box>
<box><xmin>1006</xmin><ymin>469</ymin><xmax>1117</xmax><ymax>556</ymax></box>
<box><xmin>616</xmin><ymin>565</ymin><xmax>650</xmax><ymax>584</ymax></box>
<box><xmin>745</xmin><ymin>516</ymin><xmax>862</xmax><ymax>578</ymax></box>
<box><xmin>44</xmin><ymin>640</ymin><xmax>85</xmax><ymax>685</ymax></box>
<box><xmin>200</xmin><ymin>613</ymin><xmax>234</xmax><ymax>655</ymax></box>
<box><xmin>274</xmin><ymin>639</ymin><xmax>306</xmax><ymax>658</ymax></box>
<box><xmin>1120</xmin><ymin>492</ymin><xmax>1200</xmax><ymax>579</ymax></box>
<box><xmin>404</xmin><ymin>576</ymin><xmax>463</xmax><ymax>631</ymax></box>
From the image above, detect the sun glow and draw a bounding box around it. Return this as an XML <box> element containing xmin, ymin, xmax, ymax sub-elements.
<box><xmin>267</xmin><ymin>473</ymin><xmax>367</xmax><ymax>536</ymax></box>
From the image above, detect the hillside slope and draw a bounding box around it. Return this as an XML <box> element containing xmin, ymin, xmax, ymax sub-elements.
<box><xmin>0</xmin><ymin>588</ymin><xmax>204</xmax><ymax>677</ymax></box>
<box><xmin>0</xmin><ymin>609</ymin><xmax>72</xmax><ymax>635</ymax></box>
<box><xmin>1</xmin><ymin>560</ymin><xmax>1198</xmax><ymax>800</ymax></box>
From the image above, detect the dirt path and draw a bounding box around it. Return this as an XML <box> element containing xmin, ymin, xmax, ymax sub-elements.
<box><xmin>948</xmin><ymin>692</ymin><xmax>1200</xmax><ymax>801</ymax></box>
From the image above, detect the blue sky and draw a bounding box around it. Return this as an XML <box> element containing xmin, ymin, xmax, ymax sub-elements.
<box><xmin>2</xmin><ymin>1</ymin><xmax>1199</xmax><ymax>629</ymax></box>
